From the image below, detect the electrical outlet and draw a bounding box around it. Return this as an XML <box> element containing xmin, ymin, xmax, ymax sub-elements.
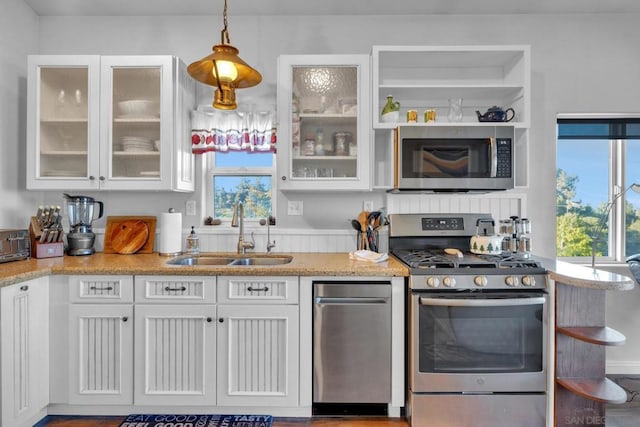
<box><xmin>185</xmin><ymin>200</ymin><xmax>197</xmax><ymax>216</ymax></box>
<box><xmin>287</xmin><ymin>201</ymin><xmax>303</xmax><ymax>216</ymax></box>
<box><xmin>363</xmin><ymin>200</ymin><xmax>374</xmax><ymax>212</ymax></box>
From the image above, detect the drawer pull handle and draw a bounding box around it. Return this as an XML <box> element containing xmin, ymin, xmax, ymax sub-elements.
<box><xmin>90</xmin><ymin>286</ymin><xmax>113</xmax><ymax>291</ymax></box>
<box><xmin>122</xmin><ymin>316</ymin><xmax>128</xmax><ymax>322</ymax></box>
<box><xmin>247</xmin><ymin>286</ymin><xmax>269</xmax><ymax>292</ymax></box>
<box><xmin>20</xmin><ymin>285</ymin><xmax>29</xmax><ymax>291</ymax></box>
<box><xmin>165</xmin><ymin>286</ymin><xmax>187</xmax><ymax>292</ymax></box>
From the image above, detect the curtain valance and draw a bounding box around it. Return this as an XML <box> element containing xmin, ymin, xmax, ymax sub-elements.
<box><xmin>191</xmin><ymin>109</ymin><xmax>277</xmax><ymax>154</ymax></box>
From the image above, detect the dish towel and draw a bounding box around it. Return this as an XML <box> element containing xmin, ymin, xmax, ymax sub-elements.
<box><xmin>349</xmin><ymin>250</ymin><xmax>389</xmax><ymax>263</ymax></box>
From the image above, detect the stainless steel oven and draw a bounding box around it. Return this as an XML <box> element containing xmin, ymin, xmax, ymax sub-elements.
<box><xmin>390</xmin><ymin>213</ymin><xmax>548</xmax><ymax>427</ymax></box>
<box><xmin>410</xmin><ymin>289</ymin><xmax>547</xmax><ymax>393</ymax></box>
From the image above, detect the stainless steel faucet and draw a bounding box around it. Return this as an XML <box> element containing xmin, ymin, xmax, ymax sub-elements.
<box><xmin>266</xmin><ymin>215</ymin><xmax>276</xmax><ymax>253</ymax></box>
<box><xmin>231</xmin><ymin>201</ymin><xmax>255</xmax><ymax>254</ymax></box>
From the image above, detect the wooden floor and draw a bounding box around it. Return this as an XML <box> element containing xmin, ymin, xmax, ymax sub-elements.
<box><xmin>40</xmin><ymin>416</ymin><xmax>409</xmax><ymax>426</ymax></box>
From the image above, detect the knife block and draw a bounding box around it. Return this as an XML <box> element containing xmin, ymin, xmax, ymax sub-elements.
<box><xmin>29</xmin><ymin>216</ymin><xmax>64</xmax><ymax>258</ymax></box>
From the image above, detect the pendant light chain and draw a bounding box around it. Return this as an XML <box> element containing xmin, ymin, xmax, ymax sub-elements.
<box><xmin>221</xmin><ymin>0</ymin><xmax>230</xmax><ymax>45</ymax></box>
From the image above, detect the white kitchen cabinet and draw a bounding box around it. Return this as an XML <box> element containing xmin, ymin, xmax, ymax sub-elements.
<box><xmin>68</xmin><ymin>303</ymin><xmax>133</xmax><ymax>405</ymax></box>
<box><xmin>216</xmin><ymin>276</ymin><xmax>299</xmax><ymax>407</ymax></box>
<box><xmin>134</xmin><ymin>304</ymin><xmax>217</xmax><ymax>406</ymax></box>
<box><xmin>277</xmin><ymin>55</ymin><xmax>371</xmax><ymax>191</ymax></box>
<box><xmin>371</xmin><ymin>45</ymin><xmax>531</xmax><ymax>189</ymax></box>
<box><xmin>26</xmin><ymin>55</ymin><xmax>195</xmax><ymax>192</ymax></box>
<box><xmin>133</xmin><ymin>276</ymin><xmax>217</xmax><ymax>406</ymax></box>
<box><xmin>0</xmin><ymin>277</ymin><xmax>49</xmax><ymax>427</ymax></box>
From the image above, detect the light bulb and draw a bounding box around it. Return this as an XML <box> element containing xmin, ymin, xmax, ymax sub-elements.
<box><xmin>212</xmin><ymin>60</ymin><xmax>238</xmax><ymax>83</ymax></box>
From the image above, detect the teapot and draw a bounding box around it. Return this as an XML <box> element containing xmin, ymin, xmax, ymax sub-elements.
<box><xmin>470</xmin><ymin>218</ymin><xmax>503</xmax><ymax>255</ymax></box>
<box><xmin>476</xmin><ymin>106</ymin><xmax>515</xmax><ymax>122</ymax></box>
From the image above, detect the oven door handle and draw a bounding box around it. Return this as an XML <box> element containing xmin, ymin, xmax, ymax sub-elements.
<box><xmin>418</xmin><ymin>296</ymin><xmax>546</xmax><ymax>307</ymax></box>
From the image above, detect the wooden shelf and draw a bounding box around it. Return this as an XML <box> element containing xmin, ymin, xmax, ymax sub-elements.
<box><xmin>557</xmin><ymin>326</ymin><xmax>626</xmax><ymax>346</ymax></box>
<box><xmin>556</xmin><ymin>377</ymin><xmax>627</xmax><ymax>404</ymax></box>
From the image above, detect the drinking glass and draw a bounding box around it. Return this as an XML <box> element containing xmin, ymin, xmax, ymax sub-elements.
<box><xmin>447</xmin><ymin>98</ymin><xmax>463</xmax><ymax>122</ymax></box>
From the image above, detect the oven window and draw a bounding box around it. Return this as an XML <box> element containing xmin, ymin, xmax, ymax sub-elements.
<box><xmin>418</xmin><ymin>297</ymin><xmax>544</xmax><ymax>374</ymax></box>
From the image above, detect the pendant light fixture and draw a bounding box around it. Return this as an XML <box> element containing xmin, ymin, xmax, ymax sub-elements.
<box><xmin>187</xmin><ymin>0</ymin><xmax>262</xmax><ymax>110</ymax></box>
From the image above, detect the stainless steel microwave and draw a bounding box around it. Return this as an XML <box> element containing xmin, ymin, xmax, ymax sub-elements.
<box><xmin>393</xmin><ymin>128</ymin><xmax>515</xmax><ymax>192</ymax></box>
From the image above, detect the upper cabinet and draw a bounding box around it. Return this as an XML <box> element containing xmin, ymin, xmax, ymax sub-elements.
<box><xmin>277</xmin><ymin>55</ymin><xmax>371</xmax><ymax>191</ymax></box>
<box><xmin>371</xmin><ymin>45</ymin><xmax>531</xmax><ymax>189</ymax></box>
<box><xmin>26</xmin><ymin>55</ymin><xmax>195</xmax><ymax>192</ymax></box>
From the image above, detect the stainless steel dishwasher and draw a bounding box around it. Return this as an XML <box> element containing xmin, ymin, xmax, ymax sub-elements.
<box><xmin>313</xmin><ymin>281</ymin><xmax>392</xmax><ymax>407</ymax></box>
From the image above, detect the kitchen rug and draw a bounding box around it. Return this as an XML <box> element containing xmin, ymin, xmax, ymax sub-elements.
<box><xmin>119</xmin><ymin>414</ymin><xmax>273</xmax><ymax>427</ymax></box>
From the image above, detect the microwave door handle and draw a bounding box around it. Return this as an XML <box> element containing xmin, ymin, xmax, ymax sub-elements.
<box><xmin>489</xmin><ymin>138</ymin><xmax>497</xmax><ymax>177</ymax></box>
<box><xmin>419</xmin><ymin>296</ymin><xmax>546</xmax><ymax>307</ymax></box>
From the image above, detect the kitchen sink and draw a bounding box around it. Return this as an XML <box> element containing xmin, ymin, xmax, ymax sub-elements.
<box><xmin>166</xmin><ymin>254</ymin><xmax>292</xmax><ymax>266</ymax></box>
<box><xmin>230</xmin><ymin>256</ymin><xmax>293</xmax><ymax>266</ymax></box>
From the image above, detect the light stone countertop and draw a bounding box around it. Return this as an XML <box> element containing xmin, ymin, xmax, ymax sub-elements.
<box><xmin>1</xmin><ymin>252</ymin><xmax>635</xmax><ymax>291</ymax></box>
<box><xmin>0</xmin><ymin>252</ymin><xmax>409</xmax><ymax>287</ymax></box>
<box><xmin>538</xmin><ymin>257</ymin><xmax>635</xmax><ymax>291</ymax></box>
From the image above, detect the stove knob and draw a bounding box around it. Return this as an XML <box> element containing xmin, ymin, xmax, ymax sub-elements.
<box><xmin>473</xmin><ymin>276</ymin><xmax>488</xmax><ymax>287</ymax></box>
<box><xmin>505</xmin><ymin>276</ymin><xmax>519</xmax><ymax>287</ymax></box>
<box><xmin>442</xmin><ymin>276</ymin><xmax>456</xmax><ymax>288</ymax></box>
<box><xmin>426</xmin><ymin>277</ymin><xmax>440</xmax><ymax>288</ymax></box>
<box><xmin>521</xmin><ymin>276</ymin><xmax>536</xmax><ymax>287</ymax></box>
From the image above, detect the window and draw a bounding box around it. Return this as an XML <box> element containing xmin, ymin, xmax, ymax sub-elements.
<box><xmin>556</xmin><ymin>117</ymin><xmax>640</xmax><ymax>264</ymax></box>
<box><xmin>207</xmin><ymin>150</ymin><xmax>274</xmax><ymax>221</ymax></box>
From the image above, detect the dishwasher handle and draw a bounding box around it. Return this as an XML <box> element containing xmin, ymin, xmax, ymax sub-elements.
<box><xmin>315</xmin><ymin>297</ymin><xmax>389</xmax><ymax>305</ymax></box>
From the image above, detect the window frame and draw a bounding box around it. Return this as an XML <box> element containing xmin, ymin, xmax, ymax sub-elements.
<box><xmin>556</xmin><ymin>115</ymin><xmax>640</xmax><ymax>265</ymax></box>
<box><xmin>204</xmin><ymin>151</ymin><xmax>276</xmax><ymax>225</ymax></box>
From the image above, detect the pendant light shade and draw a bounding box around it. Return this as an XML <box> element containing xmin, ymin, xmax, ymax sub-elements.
<box><xmin>187</xmin><ymin>0</ymin><xmax>262</xmax><ymax>110</ymax></box>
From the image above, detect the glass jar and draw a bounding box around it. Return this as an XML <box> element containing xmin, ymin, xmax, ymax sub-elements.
<box><xmin>302</xmin><ymin>134</ymin><xmax>315</xmax><ymax>156</ymax></box>
<box><xmin>334</xmin><ymin>132</ymin><xmax>351</xmax><ymax>156</ymax></box>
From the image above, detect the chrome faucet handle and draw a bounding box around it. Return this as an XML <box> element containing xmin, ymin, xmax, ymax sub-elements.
<box><xmin>267</xmin><ymin>239</ymin><xmax>276</xmax><ymax>253</ymax></box>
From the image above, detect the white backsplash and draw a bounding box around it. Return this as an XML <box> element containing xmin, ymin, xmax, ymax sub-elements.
<box><xmin>91</xmin><ymin>193</ymin><xmax>524</xmax><ymax>254</ymax></box>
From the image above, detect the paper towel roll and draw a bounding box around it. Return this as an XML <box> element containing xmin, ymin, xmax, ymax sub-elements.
<box><xmin>159</xmin><ymin>211</ymin><xmax>182</xmax><ymax>255</ymax></box>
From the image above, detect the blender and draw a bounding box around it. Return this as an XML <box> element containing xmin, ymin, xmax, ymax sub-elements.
<box><xmin>64</xmin><ymin>193</ymin><xmax>104</xmax><ymax>256</ymax></box>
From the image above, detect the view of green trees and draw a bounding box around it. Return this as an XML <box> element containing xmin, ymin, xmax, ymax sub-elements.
<box><xmin>214</xmin><ymin>176</ymin><xmax>272</xmax><ymax>219</ymax></box>
<box><xmin>556</xmin><ymin>169</ymin><xmax>640</xmax><ymax>257</ymax></box>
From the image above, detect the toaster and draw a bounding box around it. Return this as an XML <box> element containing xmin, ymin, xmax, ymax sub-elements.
<box><xmin>0</xmin><ymin>229</ymin><xmax>30</xmax><ymax>263</ymax></box>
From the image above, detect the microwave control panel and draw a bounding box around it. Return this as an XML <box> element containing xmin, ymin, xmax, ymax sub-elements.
<box><xmin>496</xmin><ymin>138</ymin><xmax>512</xmax><ymax>177</ymax></box>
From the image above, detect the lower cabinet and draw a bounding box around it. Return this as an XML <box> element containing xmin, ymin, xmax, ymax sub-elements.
<box><xmin>65</xmin><ymin>275</ymin><xmax>134</xmax><ymax>405</ymax></box>
<box><xmin>51</xmin><ymin>274</ymin><xmax>301</xmax><ymax>412</ymax></box>
<box><xmin>217</xmin><ymin>304</ymin><xmax>299</xmax><ymax>407</ymax></box>
<box><xmin>0</xmin><ymin>277</ymin><xmax>49</xmax><ymax>427</ymax></box>
<box><xmin>68</xmin><ymin>304</ymin><xmax>134</xmax><ymax>405</ymax></box>
<box><xmin>134</xmin><ymin>304</ymin><xmax>217</xmax><ymax>405</ymax></box>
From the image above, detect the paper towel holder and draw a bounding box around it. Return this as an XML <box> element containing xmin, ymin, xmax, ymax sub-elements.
<box><xmin>158</xmin><ymin>208</ymin><xmax>183</xmax><ymax>257</ymax></box>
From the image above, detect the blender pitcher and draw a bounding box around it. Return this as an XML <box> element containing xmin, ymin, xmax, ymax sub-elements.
<box><xmin>63</xmin><ymin>193</ymin><xmax>104</xmax><ymax>232</ymax></box>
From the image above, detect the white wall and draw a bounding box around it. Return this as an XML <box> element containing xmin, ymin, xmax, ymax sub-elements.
<box><xmin>15</xmin><ymin>11</ymin><xmax>640</xmax><ymax>368</ymax></box>
<box><xmin>0</xmin><ymin>0</ymin><xmax>38</xmax><ymax>227</ymax></box>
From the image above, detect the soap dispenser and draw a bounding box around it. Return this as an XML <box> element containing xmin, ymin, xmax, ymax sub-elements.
<box><xmin>186</xmin><ymin>226</ymin><xmax>200</xmax><ymax>255</ymax></box>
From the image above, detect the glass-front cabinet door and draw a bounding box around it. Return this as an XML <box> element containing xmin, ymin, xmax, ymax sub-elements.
<box><xmin>27</xmin><ymin>55</ymin><xmax>101</xmax><ymax>190</ymax></box>
<box><xmin>277</xmin><ymin>55</ymin><xmax>370</xmax><ymax>190</ymax></box>
<box><xmin>100</xmin><ymin>56</ymin><xmax>173</xmax><ymax>190</ymax></box>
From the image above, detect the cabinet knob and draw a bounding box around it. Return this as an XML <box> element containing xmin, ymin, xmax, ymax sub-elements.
<box><xmin>99</xmin><ymin>176</ymin><xmax>106</xmax><ymax>181</ymax></box>
<box><xmin>122</xmin><ymin>316</ymin><xmax>128</xmax><ymax>322</ymax></box>
<box><xmin>20</xmin><ymin>285</ymin><xmax>29</xmax><ymax>292</ymax></box>
<box><xmin>206</xmin><ymin>317</ymin><xmax>213</xmax><ymax>323</ymax></box>
<box><xmin>89</xmin><ymin>176</ymin><xmax>96</xmax><ymax>181</ymax></box>
<box><xmin>281</xmin><ymin>176</ymin><xmax>286</xmax><ymax>181</ymax></box>
<box><xmin>218</xmin><ymin>318</ymin><xmax>224</xmax><ymax>323</ymax></box>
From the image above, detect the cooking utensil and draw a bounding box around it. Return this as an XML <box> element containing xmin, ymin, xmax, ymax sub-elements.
<box><xmin>103</xmin><ymin>216</ymin><xmax>157</xmax><ymax>254</ymax></box>
<box><xmin>358</xmin><ymin>211</ymin><xmax>370</xmax><ymax>250</ymax></box>
<box><xmin>110</xmin><ymin>219</ymin><xmax>149</xmax><ymax>254</ymax></box>
<box><xmin>470</xmin><ymin>218</ymin><xmax>503</xmax><ymax>255</ymax></box>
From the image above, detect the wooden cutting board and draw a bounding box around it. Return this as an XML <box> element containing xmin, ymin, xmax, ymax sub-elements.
<box><xmin>104</xmin><ymin>216</ymin><xmax>156</xmax><ymax>254</ymax></box>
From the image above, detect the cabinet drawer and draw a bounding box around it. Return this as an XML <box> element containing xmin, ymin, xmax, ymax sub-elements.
<box><xmin>217</xmin><ymin>276</ymin><xmax>298</xmax><ymax>304</ymax></box>
<box><xmin>135</xmin><ymin>275</ymin><xmax>216</xmax><ymax>304</ymax></box>
<box><xmin>69</xmin><ymin>275</ymin><xmax>133</xmax><ymax>303</ymax></box>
